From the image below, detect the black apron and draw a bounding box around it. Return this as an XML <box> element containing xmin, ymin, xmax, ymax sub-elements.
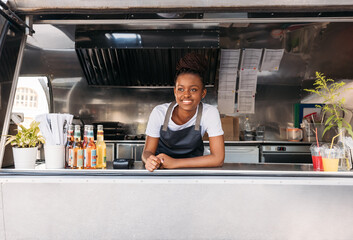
<box><xmin>156</xmin><ymin>101</ymin><xmax>204</xmax><ymax>159</ymax></box>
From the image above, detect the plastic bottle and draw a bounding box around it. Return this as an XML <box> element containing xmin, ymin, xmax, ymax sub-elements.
<box><xmin>244</xmin><ymin>117</ymin><xmax>251</xmax><ymax>132</ymax></box>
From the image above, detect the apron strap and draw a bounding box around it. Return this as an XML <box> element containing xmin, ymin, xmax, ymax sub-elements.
<box><xmin>194</xmin><ymin>102</ymin><xmax>203</xmax><ymax>131</ymax></box>
<box><xmin>162</xmin><ymin>101</ymin><xmax>176</xmax><ymax>131</ymax></box>
<box><xmin>162</xmin><ymin>101</ymin><xmax>203</xmax><ymax>131</ymax></box>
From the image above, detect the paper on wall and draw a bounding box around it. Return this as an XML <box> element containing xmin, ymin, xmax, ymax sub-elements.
<box><xmin>240</xmin><ymin>48</ymin><xmax>263</xmax><ymax>70</ymax></box>
<box><xmin>218</xmin><ymin>90</ymin><xmax>235</xmax><ymax>114</ymax></box>
<box><xmin>260</xmin><ymin>49</ymin><xmax>284</xmax><ymax>71</ymax></box>
<box><xmin>237</xmin><ymin>90</ymin><xmax>255</xmax><ymax>114</ymax></box>
<box><xmin>218</xmin><ymin>69</ymin><xmax>237</xmax><ymax>91</ymax></box>
<box><xmin>220</xmin><ymin>49</ymin><xmax>241</xmax><ymax>69</ymax></box>
<box><xmin>239</xmin><ymin>69</ymin><xmax>258</xmax><ymax>93</ymax></box>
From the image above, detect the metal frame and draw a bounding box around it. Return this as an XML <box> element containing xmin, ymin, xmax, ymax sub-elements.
<box><xmin>0</xmin><ymin>20</ymin><xmax>9</xmax><ymax>57</ymax></box>
<box><xmin>0</xmin><ymin>1</ymin><xmax>34</xmax><ymax>33</ymax></box>
<box><xmin>0</xmin><ymin>34</ymin><xmax>27</xmax><ymax>168</ymax></box>
<box><xmin>35</xmin><ymin>17</ymin><xmax>353</xmax><ymax>25</ymax></box>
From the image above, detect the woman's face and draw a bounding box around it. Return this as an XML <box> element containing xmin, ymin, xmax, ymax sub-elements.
<box><xmin>174</xmin><ymin>73</ymin><xmax>207</xmax><ymax>112</ymax></box>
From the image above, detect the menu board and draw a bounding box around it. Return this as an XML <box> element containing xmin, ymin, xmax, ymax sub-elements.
<box><xmin>237</xmin><ymin>90</ymin><xmax>255</xmax><ymax>114</ymax></box>
<box><xmin>240</xmin><ymin>48</ymin><xmax>263</xmax><ymax>70</ymax></box>
<box><xmin>260</xmin><ymin>49</ymin><xmax>284</xmax><ymax>71</ymax></box>
<box><xmin>239</xmin><ymin>69</ymin><xmax>258</xmax><ymax>93</ymax></box>
<box><xmin>218</xmin><ymin>90</ymin><xmax>236</xmax><ymax>114</ymax></box>
<box><xmin>217</xmin><ymin>49</ymin><xmax>240</xmax><ymax>114</ymax></box>
<box><xmin>220</xmin><ymin>49</ymin><xmax>241</xmax><ymax>69</ymax></box>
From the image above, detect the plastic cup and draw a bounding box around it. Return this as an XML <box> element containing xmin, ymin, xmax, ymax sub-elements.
<box><xmin>44</xmin><ymin>145</ymin><xmax>65</xmax><ymax>169</ymax></box>
<box><xmin>321</xmin><ymin>147</ymin><xmax>340</xmax><ymax>172</ymax></box>
<box><xmin>310</xmin><ymin>144</ymin><xmax>323</xmax><ymax>171</ymax></box>
<box><xmin>322</xmin><ymin>158</ymin><xmax>339</xmax><ymax>172</ymax></box>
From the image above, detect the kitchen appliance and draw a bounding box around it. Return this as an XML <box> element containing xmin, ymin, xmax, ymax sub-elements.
<box><xmin>261</xmin><ymin>144</ymin><xmax>311</xmax><ymax>163</ymax></box>
<box><xmin>93</xmin><ymin>122</ymin><xmax>145</xmax><ymax>141</ymax></box>
<box><xmin>205</xmin><ymin>145</ymin><xmax>259</xmax><ymax>163</ymax></box>
<box><xmin>116</xmin><ymin>143</ymin><xmax>144</xmax><ymax>162</ymax></box>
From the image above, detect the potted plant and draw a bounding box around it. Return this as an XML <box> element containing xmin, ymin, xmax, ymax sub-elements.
<box><xmin>305</xmin><ymin>72</ymin><xmax>353</xmax><ymax>171</ymax></box>
<box><xmin>5</xmin><ymin>121</ymin><xmax>45</xmax><ymax>169</ymax></box>
<box><xmin>305</xmin><ymin>72</ymin><xmax>353</xmax><ymax>138</ymax></box>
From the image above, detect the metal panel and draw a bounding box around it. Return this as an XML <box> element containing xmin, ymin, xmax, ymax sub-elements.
<box><xmin>1</xmin><ymin>175</ymin><xmax>353</xmax><ymax>239</ymax></box>
<box><xmin>205</xmin><ymin>145</ymin><xmax>259</xmax><ymax>163</ymax></box>
<box><xmin>75</xmin><ymin>30</ymin><xmax>219</xmax><ymax>49</ymax></box>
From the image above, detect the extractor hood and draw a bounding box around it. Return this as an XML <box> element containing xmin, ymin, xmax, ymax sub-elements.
<box><xmin>75</xmin><ymin>29</ymin><xmax>220</xmax><ymax>87</ymax></box>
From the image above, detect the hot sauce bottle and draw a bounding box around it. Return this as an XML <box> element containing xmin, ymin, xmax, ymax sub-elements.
<box><xmin>65</xmin><ymin>125</ymin><xmax>74</xmax><ymax>169</ymax></box>
<box><xmin>84</xmin><ymin>125</ymin><xmax>97</xmax><ymax>169</ymax></box>
<box><xmin>72</xmin><ymin>125</ymin><xmax>84</xmax><ymax>169</ymax></box>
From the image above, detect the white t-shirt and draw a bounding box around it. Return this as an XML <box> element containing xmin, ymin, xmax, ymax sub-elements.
<box><xmin>145</xmin><ymin>102</ymin><xmax>224</xmax><ymax>138</ymax></box>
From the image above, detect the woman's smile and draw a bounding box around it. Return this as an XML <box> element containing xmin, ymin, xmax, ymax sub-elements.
<box><xmin>174</xmin><ymin>73</ymin><xmax>206</xmax><ymax>112</ymax></box>
<box><xmin>181</xmin><ymin>99</ymin><xmax>193</xmax><ymax>105</ymax></box>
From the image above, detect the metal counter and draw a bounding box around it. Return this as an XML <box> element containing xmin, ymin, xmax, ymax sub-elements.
<box><xmin>0</xmin><ymin>162</ymin><xmax>353</xmax><ymax>240</ymax></box>
<box><xmin>1</xmin><ymin>162</ymin><xmax>353</xmax><ymax>178</ymax></box>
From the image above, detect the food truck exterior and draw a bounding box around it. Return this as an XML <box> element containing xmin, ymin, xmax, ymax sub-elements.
<box><xmin>1</xmin><ymin>0</ymin><xmax>353</xmax><ymax>239</ymax></box>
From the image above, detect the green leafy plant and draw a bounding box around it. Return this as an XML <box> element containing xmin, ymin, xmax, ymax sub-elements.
<box><xmin>5</xmin><ymin>121</ymin><xmax>45</xmax><ymax>148</ymax></box>
<box><xmin>305</xmin><ymin>72</ymin><xmax>353</xmax><ymax>138</ymax></box>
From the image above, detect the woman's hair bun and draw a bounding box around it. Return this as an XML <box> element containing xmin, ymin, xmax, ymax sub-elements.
<box><xmin>176</xmin><ymin>52</ymin><xmax>208</xmax><ymax>74</ymax></box>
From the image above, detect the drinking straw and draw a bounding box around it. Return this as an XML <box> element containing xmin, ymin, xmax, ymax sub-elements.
<box><xmin>315</xmin><ymin>128</ymin><xmax>321</xmax><ymax>156</ymax></box>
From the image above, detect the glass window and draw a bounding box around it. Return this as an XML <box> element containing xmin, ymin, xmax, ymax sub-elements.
<box><xmin>12</xmin><ymin>77</ymin><xmax>50</xmax><ymax>128</ymax></box>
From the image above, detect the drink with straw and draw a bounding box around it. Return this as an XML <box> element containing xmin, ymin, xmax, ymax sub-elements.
<box><xmin>310</xmin><ymin>144</ymin><xmax>323</xmax><ymax>171</ymax></box>
<box><xmin>310</xmin><ymin>128</ymin><xmax>323</xmax><ymax>171</ymax></box>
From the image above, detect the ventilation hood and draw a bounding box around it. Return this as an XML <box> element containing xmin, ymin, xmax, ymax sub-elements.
<box><xmin>75</xmin><ymin>29</ymin><xmax>220</xmax><ymax>87</ymax></box>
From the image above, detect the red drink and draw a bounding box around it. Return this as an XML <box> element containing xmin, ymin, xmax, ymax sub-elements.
<box><xmin>312</xmin><ymin>155</ymin><xmax>323</xmax><ymax>171</ymax></box>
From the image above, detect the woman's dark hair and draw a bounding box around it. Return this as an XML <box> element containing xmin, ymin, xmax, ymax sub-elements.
<box><xmin>175</xmin><ymin>52</ymin><xmax>208</xmax><ymax>87</ymax></box>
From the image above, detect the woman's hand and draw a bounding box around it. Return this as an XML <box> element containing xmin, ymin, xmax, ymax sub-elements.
<box><xmin>145</xmin><ymin>154</ymin><xmax>163</xmax><ymax>172</ymax></box>
<box><xmin>156</xmin><ymin>153</ymin><xmax>176</xmax><ymax>169</ymax></box>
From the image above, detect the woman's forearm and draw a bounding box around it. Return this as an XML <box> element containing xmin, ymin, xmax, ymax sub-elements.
<box><xmin>169</xmin><ymin>153</ymin><xmax>224</xmax><ymax>169</ymax></box>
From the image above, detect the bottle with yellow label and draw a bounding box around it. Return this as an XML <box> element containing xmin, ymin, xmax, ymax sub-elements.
<box><xmin>72</xmin><ymin>125</ymin><xmax>84</xmax><ymax>169</ymax></box>
<box><xmin>96</xmin><ymin>125</ymin><xmax>106</xmax><ymax>169</ymax></box>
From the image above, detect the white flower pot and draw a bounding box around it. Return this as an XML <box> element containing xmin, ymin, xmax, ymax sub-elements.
<box><xmin>12</xmin><ymin>147</ymin><xmax>38</xmax><ymax>169</ymax></box>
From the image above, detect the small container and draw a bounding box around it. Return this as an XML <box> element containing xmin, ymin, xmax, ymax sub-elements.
<box><xmin>286</xmin><ymin>128</ymin><xmax>303</xmax><ymax>142</ymax></box>
<box><xmin>44</xmin><ymin>145</ymin><xmax>65</xmax><ymax>169</ymax></box>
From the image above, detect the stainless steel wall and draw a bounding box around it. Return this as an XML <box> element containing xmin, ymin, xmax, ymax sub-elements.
<box><xmin>19</xmin><ymin>22</ymin><xmax>353</xmax><ymax>138</ymax></box>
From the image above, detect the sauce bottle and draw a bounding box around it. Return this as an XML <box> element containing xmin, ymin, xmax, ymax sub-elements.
<box><xmin>84</xmin><ymin>125</ymin><xmax>96</xmax><ymax>169</ymax></box>
<box><xmin>65</xmin><ymin>125</ymin><xmax>74</xmax><ymax>168</ymax></box>
<box><xmin>72</xmin><ymin>125</ymin><xmax>84</xmax><ymax>169</ymax></box>
<box><xmin>96</xmin><ymin>125</ymin><xmax>106</xmax><ymax>169</ymax></box>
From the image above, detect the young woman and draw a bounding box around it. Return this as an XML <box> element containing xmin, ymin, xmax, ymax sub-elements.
<box><xmin>142</xmin><ymin>52</ymin><xmax>225</xmax><ymax>172</ymax></box>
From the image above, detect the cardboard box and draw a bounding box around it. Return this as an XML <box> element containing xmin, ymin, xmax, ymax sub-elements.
<box><xmin>202</xmin><ymin>116</ymin><xmax>239</xmax><ymax>141</ymax></box>
<box><xmin>221</xmin><ymin>116</ymin><xmax>239</xmax><ymax>141</ymax></box>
